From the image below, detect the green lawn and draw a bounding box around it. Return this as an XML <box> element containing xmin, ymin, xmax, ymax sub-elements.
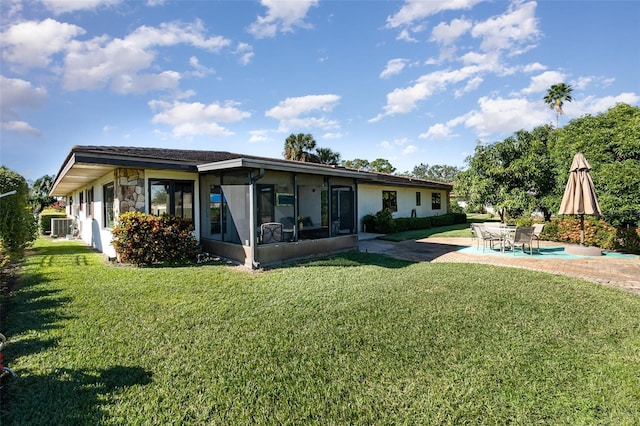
<box><xmin>381</xmin><ymin>214</ymin><xmax>498</xmax><ymax>241</ymax></box>
<box><xmin>3</xmin><ymin>238</ymin><xmax>640</xmax><ymax>424</ymax></box>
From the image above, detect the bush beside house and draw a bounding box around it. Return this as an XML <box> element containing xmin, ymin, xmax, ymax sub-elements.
<box><xmin>39</xmin><ymin>208</ymin><xmax>67</xmax><ymax>235</ymax></box>
<box><xmin>112</xmin><ymin>212</ymin><xmax>199</xmax><ymax>265</ymax></box>
<box><xmin>362</xmin><ymin>210</ymin><xmax>466</xmax><ymax>234</ymax></box>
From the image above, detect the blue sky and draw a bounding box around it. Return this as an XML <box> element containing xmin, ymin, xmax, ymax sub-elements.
<box><xmin>1</xmin><ymin>0</ymin><xmax>639</xmax><ymax>182</ymax></box>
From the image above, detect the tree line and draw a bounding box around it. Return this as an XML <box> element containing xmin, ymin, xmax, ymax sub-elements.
<box><xmin>455</xmin><ymin>103</ymin><xmax>640</xmax><ymax>227</ymax></box>
<box><xmin>283</xmin><ymin>132</ymin><xmax>461</xmax><ymax>182</ymax></box>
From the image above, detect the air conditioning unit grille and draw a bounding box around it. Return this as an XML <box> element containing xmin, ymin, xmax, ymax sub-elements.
<box><xmin>51</xmin><ymin>218</ymin><xmax>74</xmax><ymax>237</ymax></box>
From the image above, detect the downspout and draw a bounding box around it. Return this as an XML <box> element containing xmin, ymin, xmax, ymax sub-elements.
<box><xmin>249</xmin><ymin>168</ymin><xmax>265</xmax><ymax>269</ymax></box>
<box><xmin>293</xmin><ymin>174</ymin><xmax>298</xmax><ymax>241</ymax></box>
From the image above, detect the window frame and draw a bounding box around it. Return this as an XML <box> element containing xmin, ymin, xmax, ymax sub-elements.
<box><xmin>431</xmin><ymin>192</ymin><xmax>442</xmax><ymax>210</ymax></box>
<box><xmin>149</xmin><ymin>179</ymin><xmax>194</xmax><ymax>220</ymax></box>
<box><xmin>103</xmin><ymin>182</ymin><xmax>115</xmax><ymax>228</ymax></box>
<box><xmin>382</xmin><ymin>190</ymin><xmax>398</xmax><ymax>212</ymax></box>
<box><xmin>87</xmin><ymin>187</ymin><xmax>94</xmax><ymax>217</ymax></box>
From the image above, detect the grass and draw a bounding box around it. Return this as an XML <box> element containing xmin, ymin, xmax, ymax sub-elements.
<box><xmin>3</xmin><ymin>238</ymin><xmax>640</xmax><ymax>424</ymax></box>
<box><xmin>381</xmin><ymin>213</ymin><xmax>498</xmax><ymax>241</ymax></box>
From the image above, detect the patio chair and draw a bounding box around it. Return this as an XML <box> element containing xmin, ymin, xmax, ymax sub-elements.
<box><xmin>472</xmin><ymin>224</ymin><xmax>501</xmax><ymax>252</ymax></box>
<box><xmin>511</xmin><ymin>226</ymin><xmax>534</xmax><ymax>256</ymax></box>
<box><xmin>532</xmin><ymin>223</ymin><xmax>544</xmax><ymax>253</ymax></box>
<box><xmin>331</xmin><ymin>220</ymin><xmax>341</xmax><ymax>236</ymax></box>
<box><xmin>260</xmin><ymin>222</ymin><xmax>283</xmax><ymax>244</ymax></box>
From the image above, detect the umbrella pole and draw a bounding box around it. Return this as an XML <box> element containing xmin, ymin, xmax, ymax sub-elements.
<box><xmin>580</xmin><ymin>214</ymin><xmax>585</xmax><ymax>246</ymax></box>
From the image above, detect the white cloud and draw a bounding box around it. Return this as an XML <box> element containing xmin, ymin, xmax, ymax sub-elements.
<box><xmin>396</xmin><ymin>28</ymin><xmax>417</xmax><ymax>42</ymax></box>
<box><xmin>235</xmin><ymin>43</ymin><xmax>254</xmax><ymax>65</ymax></box>
<box><xmin>0</xmin><ymin>76</ymin><xmax>42</xmax><ymax>152</ymax></box>
<box><xmin>471</xmin><ymin>1</ymin><xmax>539</xmax><ymax>53</ymax></box>
<box><xmin>248</xmin><ymin>129</ymin><xmax>270</xmax><ymax>143</ymax></box>
<box><xmin>322</xmin><ymin>132</ymin><xmax>343</xmax><ymax>139</ymax></box>
<box><xmin>571</xmin><ymin>93</ymin><xmax>640</xmax><ymax>117</ymax></box>
<box><xmin>39</xmin><ymin>0</ymin><xmax>121</xmax><ymax>14</ymax></box>
<box><xmin>431</xmin><ymin>18</ymin><xmax>472</xmax><ymax>45</ymax></box>
<box><xmin>189</xmin><ymin>56</ymin><xmax>216</xmax><ymax>78</ymax></box>
<box><xmin>265</xmin><ymin>94</ymin><xmax>341</xmax><ymax>131</ymax></box>
<box><xmin>373</xmin><ymin>65</ymin><xmax>483</xmax><ymax>119</ymax></box>
<box><xmin>1</xmin><ymin>19</ymin><xmax>85</xmax><ymax>70</ymax></box>
<box><xmin>380</xmin><ymin>59</ymin><xmax>408</xmax><ymax>79</ymax></box>
<box><xmin>248</xmin><ymin>0</ymin><xmax>319</xmax><ymax>39</ymax></box>
<box><xmin>420</xmin><ymin>123</ymin><xmax>452</xmax><ymax>139</ymax></box>
<box><xmin>0</xmin><ymin>75</ymin><xmax>47</xmax><ymax>118</ymax></box>
<box><xmin>572</xmin><ymin>76</ymin><xmax>592</xmax><ymax>90</ymax></box>
<box><xmin>149</xmin><ymin>99</ymin><xmax>251</xmax><ymax>137</ymax></box>
<box><xmin>460</xmin><ymin>96</ymin><xmax>549</xmax><ymax>136</ymax></box>
<box><xmin>62</xmin><ymin>20</ymin><xmax>231</xmax><ymax>93</ymax></box>
<box><xmin>386</xmin><ymin>0</ymin><xmax>483</xmax><ymax>29</ymax></box>
<box><xmin>521</xmin><ymin>70</ymin><xmax>567</xmax><ymax>94</ymax></box>
<box><xmin>402</xmin><ymin>144</ymin><xmax>418</xmax><ymax>155</ymax></box>
<box><xmin>1</xmin><ymin>120</ymin><xmax>41</xmax><ymax>137</ymax></box>
<box><xmin>522</xmin><ymin>62</ymin><xmax>546</xmax><ymax>73</ymax></box>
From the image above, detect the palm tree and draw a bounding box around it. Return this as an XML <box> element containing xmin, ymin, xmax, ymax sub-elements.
<box><xmin>315</xmin><ymin>147</ymin><xmax>341</xmax><ymax>165</ymax></box>
<box><xmin>283</xmin><ymin>133</ymin><xmax>317</xmax><ymax>162</ymax></box>
<box><xmin>544</xmin><ymin>83</ymin><xmax>573</xmax><ymax>128</ymax></box>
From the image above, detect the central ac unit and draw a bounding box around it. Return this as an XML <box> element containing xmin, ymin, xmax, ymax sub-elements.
<box><xmin>51</xmin><ymin>218</ymin><xmax>73</xmax><ymax>237</ymax></box>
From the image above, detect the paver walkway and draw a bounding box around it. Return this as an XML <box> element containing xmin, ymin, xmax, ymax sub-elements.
<box><xmin>359</xmin><ymin>237</ymin><xmax>640</xmax><ymax>296</ymax></box>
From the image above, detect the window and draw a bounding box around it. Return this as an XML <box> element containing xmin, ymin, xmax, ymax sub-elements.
<box><xmin>103</xmin><ymin>182</ymin><xmax>115</xmax><ymax>228</ymax></box>
<box><xmin>87</xmin><ymin>188</ymin><xmax>94</xmax><ymax>217</ymax></box>
<box><xmin>79</xmin><ymin>191</ymin><xmax>84</xmax><ymax>211</ymax></box>
<box><xmin>416</xmin><ymin>191</ymin><xmax>421</xmax><ymax>206</ymax></box>
<box><xmin>432</xmin><ymin>192</ymin><xmax>441</xmax><ymax>210</ymax></box>
<box><xmin>150</xmin><ymin>179</ymin><xmax>194</xmax><ymax>220</ymax></box>
<box><xmin>382</xmin><ymin>190</ymin><xmax>397</xmax><ymax>212</ymax></box>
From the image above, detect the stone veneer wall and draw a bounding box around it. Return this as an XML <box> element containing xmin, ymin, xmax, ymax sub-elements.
<box><xmin>115</xmin><ymin>169</ymin><xmax>146</xmax><ymax>215</ymax></box>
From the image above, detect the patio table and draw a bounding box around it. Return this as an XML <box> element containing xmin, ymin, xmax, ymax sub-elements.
<box><xmin>483</xmin><ymin>224</ymin><xmax>516</xmax><ymax>252</ymax></box>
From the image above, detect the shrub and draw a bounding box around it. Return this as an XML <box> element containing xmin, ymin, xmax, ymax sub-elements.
<box><xmin>373</xmin><ymin>209</ymin><xmax>396</xmax><ymax>234</ymax></box>
<box><xmin>112</xmin><ymin>212</ymin><xmax>199</xmax><ymax>265</ymax></box>
<box><xmin>0</xmin><ymin>167</ymin><xmax>38</xmax><ymax>254</ymax></box>
<box><xmin>361</xmin><ymin>214</ymin><xmax>375</xmax><ymax>233</ymax></box>
<box><xmin>542</xmin><ymin>216</ymin><xmax>639</xmax><ymax>253</ymax></box>
<box><xmin>39</xmin><ymin>208</ymin><xmax>67</xmax><ymax>235</ymax></box>
<box><xmin>0</xmin><ymin>240</ymin><xmax>10</xmax><ymax>279</ymax></box>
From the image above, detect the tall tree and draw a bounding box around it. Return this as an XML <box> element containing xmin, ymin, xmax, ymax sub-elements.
<box><xmin>315</xmin><ymin>147</ymin><xmax>341</xmax><ymax>165</ymax></box>
<box><xmin>455</xmin><ymin>125</ymin><xmax>556</xmax><ymax>220</ymax></box>
<box><xmin>370</xmin><ymin>158</ymin><xmax>396</xmax><ymax>174</ymax></box>
<box><xmin>342</xmin><ymin>158</ymin><xmax>371</xmax><ymax>170</ymax></box>
<box><xmin>30</xmin><ymin>174</ymin><xmax>55</xmax><ymax>213</ymax></box>
<box><xmin>544</xmin><ymin>82</ymin><xmax>573</xmax><ymax>128</ymax></box>
<box><xmin>407</xmin><ymin>163</ymin><xmax>461</xmax><ymax>183</ymax></box>
<box><xmin>283</xmin><ymin>133</ymin><xmax>317</xmax><ymax>162</ymax></box>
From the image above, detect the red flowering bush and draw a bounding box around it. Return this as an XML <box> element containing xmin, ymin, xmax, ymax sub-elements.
<box><xmin>112</xmin><ymin>212</ymin><xmax>199</xmax><ymax>265</ymax></box>
<box><xmin>543</xmin><ymin>216</ymin><xmax>639</xmax><ymax>253</ymax></box>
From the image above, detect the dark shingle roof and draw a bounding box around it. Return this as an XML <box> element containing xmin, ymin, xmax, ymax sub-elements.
<box><xmin>51</xmin><ymin>145</ymin><xmax>452</xmax><ymax>196</ymax></box>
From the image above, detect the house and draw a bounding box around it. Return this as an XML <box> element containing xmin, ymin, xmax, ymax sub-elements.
<box><xmin>50</xmin><ymin>146</ymin><xmax>453</xmax><ymax>268</ymax></box>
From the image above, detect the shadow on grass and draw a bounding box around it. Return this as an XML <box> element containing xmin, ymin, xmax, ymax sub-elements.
<box><xmin>2</xmin><ymin>365</ymin><xmax>152</xmax><ymax>424</ymax></box>
<box><xmin>285</xmin><ymin>251</ymin><xmax>417</xmax><ymax>269</ymax></box>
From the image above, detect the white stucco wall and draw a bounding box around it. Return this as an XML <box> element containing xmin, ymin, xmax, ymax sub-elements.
<box><xmin>65</xmin><ymin>169</ymin><xmax>200</xmax><ymax>259</ymax></box>
<box><xmin>357</xmin><ymin>184</ymin><xmax>449</xmax><ymax>232</ymax></box>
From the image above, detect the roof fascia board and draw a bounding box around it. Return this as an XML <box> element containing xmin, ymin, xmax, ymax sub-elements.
<box><xmin>73</xmin><ymin>153</ymin><xmax>198</xmax><ymax>171</ymax></box>
<box><xmin>198</xmin><ymin>158</ymin><xmax>364</xmax><ymax>178</ymax></box>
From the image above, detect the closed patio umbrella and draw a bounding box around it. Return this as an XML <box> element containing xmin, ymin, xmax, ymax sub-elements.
<box><xmin>558</xmin><ymin>153</ymin><xmax>602</xmax><ymax>245</ymax></box>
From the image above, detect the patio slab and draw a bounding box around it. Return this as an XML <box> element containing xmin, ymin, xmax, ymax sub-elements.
<box><xmin>358</xmin><ymin>236</ymin><xmax>640</xmax><ymax>296</ymax></box>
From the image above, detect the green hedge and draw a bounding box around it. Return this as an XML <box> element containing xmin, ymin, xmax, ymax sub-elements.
<box><xmin>363</xmin><ymin>211</ymin><xmax>467</xmax><ymax>234</ymax></box>
<box><xmin>112</xmin><ymin>212</ymin><xmax>199</xmax><ymax>265</ymax></box>
<box><xmin>39</xmin><ymin>209</ymin><xmax>67</xmax><ymax>235</ymax></box>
